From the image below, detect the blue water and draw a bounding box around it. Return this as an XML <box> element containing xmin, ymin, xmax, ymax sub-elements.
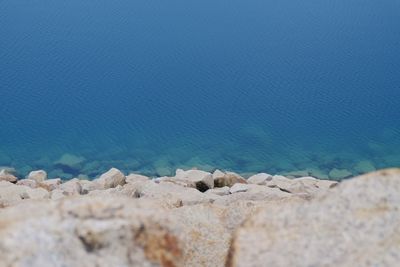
<box><xmin>1</xmin><ymin>0</ymin><xmax>400</xmax><ymax>179</ymax></box>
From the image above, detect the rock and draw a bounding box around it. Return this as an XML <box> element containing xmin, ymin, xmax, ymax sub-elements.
<box><xmin>266</xmin><ymin>175</ymin><xmax>293</xmax><ymax>189</ymax></box>
<box><xmin>95</xmin><ymin>168</ymin><xmax>126</xmax><ymax>189</ymax></box>
<box><xmin>50</xmin><ymin>189</ymin><xmax>66</xmax><ymax>200</ymax></box>
<box><xmin>17</xmin><ymin>179</ymin><xmax>38</xmax><ymax>188</ymax></box>
<box><xmin>227</xmin><ymin>168</ymin><xmax>400</xmax><ymax>267</ymax></box>
<box><xmin>0</xmin><ymin>182</ymin><xmax>29</xmax><ymax>206</ymax></box>
<box><xmin>59</xmin><ymin>178</ymin><xmax>82</xmax><ymax>195</ymax></box>
<box><xmin>79</xmin><ymin>180</ymin><xmax>102</xmax><ymax>194</ymax></box>
<box><xmin>27</xmin><ymin>170</ymin><xmax>47</xmax><ymax>182</ymax></box>
<box><xmin>354</xmin><ymin>160</ymin><xmax>376</xmax><ymax>174</ymax></box>
<box><xmin>0</xmin><ymin>169</ymin><xmax>17</xmax><ymax>183</ymax></box>
<box><xmin>126</xmin><ymin>173</ymin><xmax>149</xmax><ymax>184</ymax></box>
<box><xmin>229</xmin><ymin>183</ymin><xmax>250</xmax><ymax>194</ymax></box>
<box><xmin>40</xmin><ymin>178</ymin><xmax>62</xmax><ymax>191</ymax></box>
<box><xmin>173</xmin><ymin>169</ymin><xmax>214</xmax><ymax>192</ymax></box>
<box><xmin>205</xmin><ymin>186</ymin><xmax>230</xmax><ymax>196</ymax></box>
<box><xmin>247</xmin><ymin>173</ymin><xmax>272</xmax><ymax>185</ymax></box>
<box><xmin>214</xmin><ymin>171</ymin><xmax>247</xmax><ymax>188</ymax></box>
<box><xmin>133</xmin><ymin>180</ymin><xmax>215</xmax><ymax>207</ymax></box>
<box><xmin>0</xmin><ymin>196</ymin><xmax>184</xmax><ymax>267</ymax></box>
<box><xmin>329</xmin><ymin>168</ymin><xmax>353</xmax><ymax>180</ymax></box>
<box><xmin>281</xmin><ymin>170</ymin><xmax>309</xmax><ymax>178</ymax></box>
<box><xmin>23</xmin><ymin>188</ymin><xmax>50</xmax><ymax>200</ymax></box>
<box><xmin>315</xmin><ymin>179</ymin><xmax>338</xmax><ymax>189</ymax></box>
<box><xmin>54</xmin><ymin>153</ymin><xmax>86</xmax><ymax>170</ymax></box>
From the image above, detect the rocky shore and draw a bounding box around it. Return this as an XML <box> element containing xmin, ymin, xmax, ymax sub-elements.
<box><xmin>0</xmin><ymin>167</ymin><xmax>399</xmax><ymax>266</ymax></box>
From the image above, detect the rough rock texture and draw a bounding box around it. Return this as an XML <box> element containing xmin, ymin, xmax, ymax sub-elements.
<box><xmin>95</xmin><ymin>168</ymin><xmax>126</xmax><ymax>189</ymax></box>
<box><xmin>27</xmin><ymin>170</ymin><xmax>47</xmax><ymax>182</ymax></box>
<box><xmin>213</xmin><ymin>170</ymin><xmax>247</xmax><ymax>188</ymax></box>
<box><xmin>228</xmin><ymin>168</ymin><xmax>400</xmax><ymax>267</ymax></box>
<box><xmin>0</xmin><ymin>169</ymin><xmax>17</xmax><ymax>183</ymax></box>
<box><xmin>247</xmin><ymin>173</ymin><xmax>272</xmax><ymax>185</ymax></box>
<box><xmin>173</xmin><ymin>169</ymin><xmax>214</xmax><ymax>192</ymax></box>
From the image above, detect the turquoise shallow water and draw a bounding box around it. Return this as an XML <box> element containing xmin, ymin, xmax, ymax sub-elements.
<box><xmin>1</xmin><ymin>0</ymin><xmax>400</xmax><ymax>179</ymax></box>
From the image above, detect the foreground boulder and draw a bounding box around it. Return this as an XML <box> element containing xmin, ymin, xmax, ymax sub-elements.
<box><xmin>227</xmin><ymin>168</ymin><xmax>400</xmax><ymax>267</ymax></box>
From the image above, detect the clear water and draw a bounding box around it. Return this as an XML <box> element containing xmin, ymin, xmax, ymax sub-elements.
<box><xmin>1</xmin><ymin>0</ymin><xmax>400</xmax><ymax>179</ymax></box>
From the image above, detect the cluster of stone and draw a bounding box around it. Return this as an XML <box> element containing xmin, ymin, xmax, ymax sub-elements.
<box><xmin>0</xmin><ymin>166</ymin><xmax>399</xmax><ymax>267</ymax></box>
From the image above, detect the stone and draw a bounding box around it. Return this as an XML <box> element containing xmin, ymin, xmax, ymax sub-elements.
<box><xmin>205</xmin><ymin>186</ymin><xmax>230</xmax><ymax>196</ymax></box>
<box><xmin>227</xmin><ymin>168</ymin><xmax>400</xmax><ymax>267</ymax></box>
<box><xmin>40</xmin><ymin>178</ymin><xmax>62</xmax><ymax>191</ymax></box>
<box><xmin>24</xmin><ymin>188</ymin><xmax>50</xmax><ymax>200</ymax></box>
<box><xmin>133</xmin><ymin>180</ymin><xmax>215</xmax><ymax>207</ymax></box>
<box><xmin>329</xmin><ymin>168</ymin><xmax>353</xmax><ymax>180</ymax></box>
<box><xmin>0</xmin><ymin>182</ymin><xmax>29</xmax><ymax>206</ymax></box>
<box><xmin>247</xmin><ymin>173</ymin><xmax>272</xmax><ymax>185</ymax></box>
<box><xmin>266</xmin><ymin>175</ymin><xmax>293</xmax><ymax>189</ymax></box>
<box><xmin>281</xmin><ymin>170</ymin><xmax>309</xmax><ymax>178</ymax></box>
<box><xmin>95</xmin><ymin>168</ymin><xmax>126</xmax><ymax>189</ymax></box>
<box><xmin>229</xmin><ymin>183</ymin><xmax>250</xmax><ymax>194</ymax></box>
<box><xmin>79</xmin><ymin>180</ymin><xmax>102</xmax><ymax>194</ymax></box>
<box><xmin>354</xmin><ymin>160</ymin><xmax>376</xmax><ymax>174</ymax></box>
<box><xmin>27</xmin><ymin>170</ymin><xmax>47</xmax><ymax>182</ymax></box>
<box><xmin>0</xmin><ymin>169</ymin><xmax>17</xmax><ymax>183</ymax></box>
<box><xmin>214</xmin><ymin>171</ymin><xmax>247</xmax><ymax>188</ymax></box>
<box><xmin>17</xmin><ymin>179</ymin><xmax>38</xmax><ymax>188</ymax></box>
<box><xmin>59</xmin><ymin>178</ymin><xmax>82</xmax><ymax>196</ymax></box>
<box><xmin>125</xmin><ymin>173</ymin><xmax>149</xmax><ymax>184</ymax></box>
<box><xmin>50</xmin><ymin>189</ymin><xmax>66</xmax><ymax>200</ymax></box>
<box><xmin>174</xmin><ymin>169</ymin><xmax>214</xmax><ymax>192</ymax></box>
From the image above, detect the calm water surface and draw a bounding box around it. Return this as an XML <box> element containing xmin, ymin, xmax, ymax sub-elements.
<box><xmin>1</xmin><ymin>0</ymin><xmax>400</xmax><ymax>179</ymax></box>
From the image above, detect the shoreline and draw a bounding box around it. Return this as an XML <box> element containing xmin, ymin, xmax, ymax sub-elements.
<box><xmin>0</xmin><ymin>167</ymin><xmax>399</xmax><ymax>266</ymax></box>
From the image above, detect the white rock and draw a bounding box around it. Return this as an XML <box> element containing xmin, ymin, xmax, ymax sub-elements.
<box><xmin>27</xmin><ymin>170</ymin><xmax>47</xmax><ymax>182</ymax></box>
<box><xmin>174</xmin><ymin>169</ymin><xmax>214</xmax><ymax>192</ymax></box>
<box><xmin>247</xmin><ymin>173</ymin><xmax>272</xmax><ymax>185</ymax></box>
<box><xmin>95</xmin><ymin>168</ymin><xmax>126</xmax><ymax>189</ymax></box>
<box><xmin>205</xmin><ymin>186</ymin><xmax>230</xmax><ymax>196</ymax></box>
<box><xmin>228</xmin><ymin>168</ymin><xmax>400</xmax><ymax>267</ymax></box>
<box><xmin>40</xmin><ymin>178</ymin><xmax>62</xmax><ymax>191</ymax></box>
<box><xmin>229</xmin><ymin>183</ymin><xmax>251</xmax><ymax>194</ymax></box>
<box><xmin>0</xmin><ymin>169</ymin><xmax>17</xmax><ymax>183</ymax></box>
<box><xmin>59</xmin><ymin>178</ymin><xmax>82</xmax><ymax>195</ymax></box>
<box><xmin>24</xmin><ymin>188</ymin><xmax>50</xmax><ymax>200</ymax></box>
<box><xmin>125</xmin><ymin>173</ymin><xmax>149</xmax><ymax>184</ymax></box>
<box><xmin>16</xmin><ymin>179</ymin><xmax>38</xmax><ymax>188</ymax></box>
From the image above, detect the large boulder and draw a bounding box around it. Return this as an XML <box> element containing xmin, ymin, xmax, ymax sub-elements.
<box><xmin>95</xmin><ymin>168</ymin><xmax>126</xmax><ymax>189</ymax></box>
<box><xmin>227</xmin><ymin>168</ymin><xmax>400</xmax><ymax>267</ymax></box>
<box><xmin>247</xmin><ymin>173</ymin><xmax>272</xmax><ymax>185</ymax></box>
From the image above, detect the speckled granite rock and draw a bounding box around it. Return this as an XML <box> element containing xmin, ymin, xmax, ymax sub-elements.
<box><xmin>227</xmin><ymin>168</ymin><xmax>400</xmax><ymax>267</ymax></box>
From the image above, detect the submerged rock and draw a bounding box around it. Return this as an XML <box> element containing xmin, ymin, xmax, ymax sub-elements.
<box><xmin>54</xmin><ymin>153</ymin><xmax>86</xmax><ymax>171</ymax></box>
<box><xmin>227</xmin><ymin>168</ymin><xmax>400</xmax><ymax>267</ymax></box>
<box><xmin>354</xmin><ymin>160</ymin><xmax>376</xmax><ymax>174</ymax></box>
<box><xmin>329</xmin><ymin>168</ymin><xmax>353</xmax><ymax>180</ymax></box>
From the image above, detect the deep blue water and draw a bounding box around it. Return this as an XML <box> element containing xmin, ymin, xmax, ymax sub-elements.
<box><xmin>1</xmin><ymin>0</ymin><xmax>400</xmax><ymax>179</ymax></box>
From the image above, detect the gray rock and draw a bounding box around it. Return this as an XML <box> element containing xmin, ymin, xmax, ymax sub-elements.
<box><xmin>95</xmin><ymin>168</ymin><xmax>126</xmax><ymax>189</ymax></box>
<box><xmin>27</xmin><ymin>170</ymin><xmax>47</xmax><ymax>182</ymax></box>
<box><xmin>229</xmin><ymin>183</ymin><xmax>250</xmax><ymax>194</ymax></box>
<box><xmin>79</xmin><ymin>180</ymin><xmax>102</xmax><ymax>194</ymax></box>
<box><xmin>228</xmin><ymin>168</ymin><xmax>400</xmax><ymax>267</ymax></box>
<box><xmin>247</xmin><ymin>173</ymin><xmax>272</xmax><ymax>185</ymax></box>
<box><xmin>125</xmin><ymin>173</ymin><xmax>149</xmax><ymax>184</ymax></box>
